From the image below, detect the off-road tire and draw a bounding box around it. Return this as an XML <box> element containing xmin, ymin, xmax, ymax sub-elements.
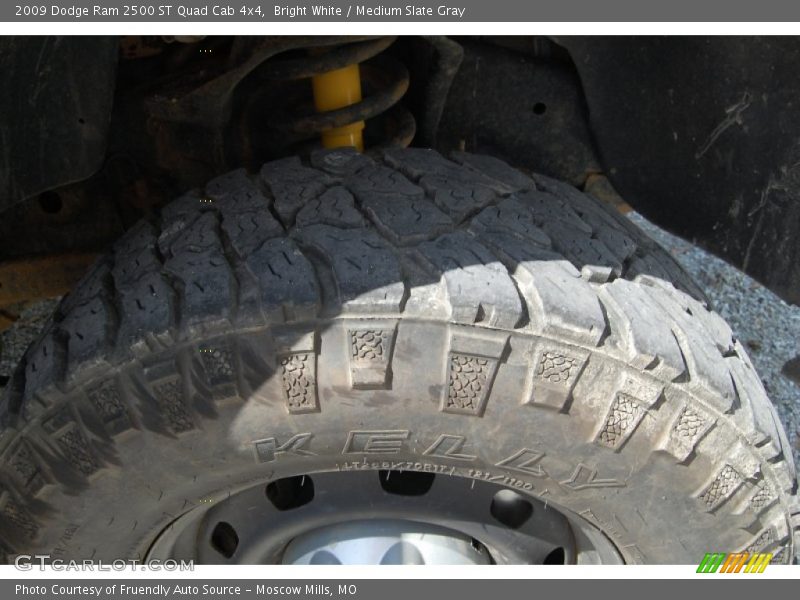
<box><xmin>1</xmin><ymin>148</ymin><xmax>797</xmax><ymax>564</ymax></box>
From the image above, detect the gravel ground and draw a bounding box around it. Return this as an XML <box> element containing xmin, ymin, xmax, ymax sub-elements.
<box><xmin>629</xmin><ymin>212</ymin><xmax>800</xmax><ymax>473</ymax></box>
<box><xmin>1</xmin><ymin>215</ymin><xmax>798</xmax><ymax>473</ymax></box>
<box><xmin>0</xmin><ymin>298</ymin><xmax>60</xmax><ymax>387</ymax></box>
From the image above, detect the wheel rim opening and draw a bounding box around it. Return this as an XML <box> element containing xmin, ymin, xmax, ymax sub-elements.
<box><xmin>543</xmin><ymin>546</ymin><xmax>566</xmax><ymax>564</ymax></box>
<box><xmin>490</xmin><ymin>489</ymin><xmax>533</xmax><ymax>529</ymax></box>
<box><xmin>266</xmin><ymin>475</ymin><xmax>315</xmax><ymax>511</ymax></box>
<box><xmin>210</xmin><ymin>521</ymin><xmax>239</xmax><ymax>558</ymax></box>
<box><xmin>378</xmin><ymin>469</ymin><xmax>435</xmax><ymax>496</ymax></box>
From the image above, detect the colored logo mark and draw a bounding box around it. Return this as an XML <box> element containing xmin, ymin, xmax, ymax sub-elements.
<box><xmin>697</xmin><ymin>552</ymin><xmax>772</xmax><ymax>573</ymax></box>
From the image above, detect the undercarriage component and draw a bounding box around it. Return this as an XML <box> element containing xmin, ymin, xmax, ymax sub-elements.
<box><xmin>436</xmin><ymin>38</ymin><xmax>601</xmax><ymax>188</ymax></box>
<box><xmin>311</xmin><ymin>61</ymin><xmax>365</xmax><ymax>151</ymax></box>
<box><xmin>260</xmin><ymin>37</ymin><xmax>415</xmax><ymax>154</ymax></box>
<box><xmin>0</xmin><ymin>37</ymin><xmax>118</xmax><ymax>210</ymax></box>
<box><xmin>557</xmin><ymin>36</ymin><xmax>800</xmax><ymax>305</ymax></box>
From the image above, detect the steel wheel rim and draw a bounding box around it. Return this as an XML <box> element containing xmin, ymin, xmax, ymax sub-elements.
<box><xmin>147</xmin><ymin>469</ymin><xmax>624</xmax><ymax>565</ymax></box>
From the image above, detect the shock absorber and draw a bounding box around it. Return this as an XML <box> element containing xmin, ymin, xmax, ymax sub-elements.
<box><xmin>261</xmin><ymin>37</ymin><xmax>415</xmax><ymax>153</ymax></box>
<box><xmin>310</xmin><ymin>57</ymin><xmax>365</xmax><ymax>151</ymax></box>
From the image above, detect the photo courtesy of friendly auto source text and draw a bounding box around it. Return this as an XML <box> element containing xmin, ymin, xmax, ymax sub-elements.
<box><xmin>0</xmin><ymin>0</ymin><xmax>799</xmax><ymax>594</ymax></box>
<box><xmin>16</xmin><ymin>584</ymin><xmax>327</xmax><ymax>596</ymax></box>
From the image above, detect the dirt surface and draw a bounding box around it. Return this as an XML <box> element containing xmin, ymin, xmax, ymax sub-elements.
<box><xmin>1</xmin><ymin>215</ymin><xmax>798</xmax><ymax>474</ymax></box>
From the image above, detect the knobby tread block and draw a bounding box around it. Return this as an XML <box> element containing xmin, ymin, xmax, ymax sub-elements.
<box><xmin>597</xmin><ymin>279</ymin><xmax>686</xmax><ymax>381</ymax></box>
<box><xmin>515</xmin><ymin>259</ymin><xmax>607</xmax><ymax>346</ymax></box>
<box><xmin>296</xmin><ymin>224</ymin><xmax>405</xmax><ymax>314</ymax></box>
<box><xmin>469</xmin><ymin>197</ymin><xmax>552</xmax><ymax>248</ymax></box>
<box><xmin>259</xmin><ymin>157</ymin><xmax>333</xmax><ymax>227</ymax></box>
<box><xmin>450</xmin><ymin>151</ymin><xmax>537</xmax><ymax>193</ymax></box>
<box><xmin>384</xmin><ymin>147</ymin><xmax>504</xmax><ymax>222</ymax></box>
<box><xmin>639</xmin><ymin>278</ymin><xmax>736</xmax><ymax>411</ymax></box>
<box><xmin>416</xmin><ymin>231</ymin><xmax>524</xmax><ymax>329</ymax></box>
<box><xmin>244</xmin><ymin>238</ymin><xmax>320</xmax><ymax>323</ymax></box>
<box><xmin>359</xmin><ymin>194</ymin><xmax>454</xmax><ymax>246</ymax></box>
<box><xmin>295</xmin><ymin>186</ymin><xmax>366</xmax><ymax>230</ymax></box>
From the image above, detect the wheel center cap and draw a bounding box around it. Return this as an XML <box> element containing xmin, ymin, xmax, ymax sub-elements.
<box><xmin>281</xmin><ymin>519</ymin><xmax>493</xmax><ymax>565</ymax></box>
